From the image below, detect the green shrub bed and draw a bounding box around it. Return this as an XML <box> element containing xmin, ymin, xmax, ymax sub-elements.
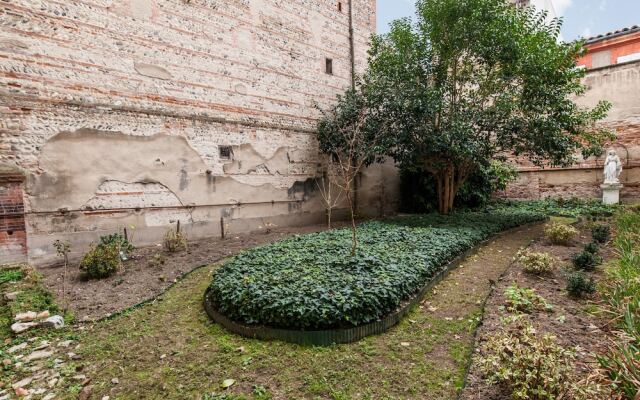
<box><xmin>206</xmin><ymin>210</ymin><xmax>545</xmax><ymax>330</ymax></box>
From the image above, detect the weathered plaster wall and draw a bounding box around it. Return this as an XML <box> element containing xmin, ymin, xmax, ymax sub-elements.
<box><xmin>502</xmin><ymin>60</ymin><xmax>640</xmax><ymax>201</ymax></box>
<box><xmin>0</xmin><ymin>0</ymin><xmax>399</xmax><ymax>264</ymax></box>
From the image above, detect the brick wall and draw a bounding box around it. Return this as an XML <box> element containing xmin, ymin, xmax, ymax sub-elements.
<box><xmin>0</xmin><ymin>172</ymin><xmax>26</xmax><ymax>263</ymax></box>
<box><xmin>0</xmin><ymin>0</ymin><xmax>400</xmax><ymax>265</ymax></box>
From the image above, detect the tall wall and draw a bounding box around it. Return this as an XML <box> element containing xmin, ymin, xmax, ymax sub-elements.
<box><xmin>501</xmin><ymin>60</ymin><xmax>640</xmax><ymax>201</ymax></box>
<box><xmin>0</xmin><ymin>0</ymin><xmax>400</xmax><ymax>265</ymax></box>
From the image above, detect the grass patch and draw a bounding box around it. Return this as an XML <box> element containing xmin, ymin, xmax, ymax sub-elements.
<box><xmin>66</xmin><ymin>220</ymin><xmax>541</xmax><ymax>399</ymax></box>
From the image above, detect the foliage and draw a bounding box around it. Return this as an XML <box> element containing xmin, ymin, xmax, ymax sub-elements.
<box><xmin>364</xmin><ymin>0</ymin><xmax>612</xmax><ymax>214</ymax></box>
<box><xmin>584</xmin><ymin>242</ymin><xmax>599</xmax><ymax>255</ymax></box>
<box><xmin>566</xmin><ymin>271</ymin><xmax>596</xmax><ymax>298</ymax></box>
<box><xmin>491</xmin><ymin>198</ymin><xmax>616</xmax><ymax>218</ymax></box>
<box><xmin>100</xmin><ymin>233</ymin><xmax>135</xmax><ymax>255</ymax></box>
<box><xmin>516</xmin><ymin>250</ymin><xmax>555</xmax><ymax>276</ymax></box>
<box><xmin>164</xmin><ymin>228</ymin><xmax>188</xmax><ymax>253</ymax></box>
<box><xmin>597</xmin><ymin>209</ymin><xmax>640</xmax><ymax>398</ymax></box>
<box><xmin>79</xmin><ymin>242</ymin><xmax>120</xmax><ymax>279</ymax></box>
<box><xmin>207</xmin><ymin>209</ymin><xmax>545</xmax><ymax>329</ymax></box>
<box><xmin>503</xmin><ymin>284</ymin><xmax>552</xmax><ymax>314</ymax></box>
<box><xmin>0</xmin><ymin>268</ymin><xmax>23</xmax><ymax>284</ymax></box>
<box><xmin>591</xmin><ymin>224</ymin><xmax>611</xmax><ymax>244</ymax></box>
<box><xmin>544</xmin><ymin>222</ymin><xmax>578</xmax><ymax>245</ymax></box>
<box><xmin>477</xmin><ymin>321</ymin><xmax>577</xmax><ymax>400</ymax></box>
<box><xmin>572</xmin><ymin>251</ymin><xmax>602</xmax><ymax>271</ymax></box>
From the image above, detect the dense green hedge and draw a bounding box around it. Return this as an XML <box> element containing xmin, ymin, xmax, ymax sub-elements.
<box><xmin>206</xmin><ymin>210</ymin><xmax>545</xmax><ymax>330</ymax></box>
<box><xmin>490</xmin><ymin>198</ymin><xmax>616</xmax><ymax>218</ymax></box>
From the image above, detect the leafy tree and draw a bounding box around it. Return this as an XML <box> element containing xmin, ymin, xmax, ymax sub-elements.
<box><xmin>317</xmin><ymin>89</ymin><xmax>384</xmax><ymax>255</ymax></box>
<box><xmin>365</xmin><ymin>0</ymin><xmax>613</xmax><ymax>214</ymax></box>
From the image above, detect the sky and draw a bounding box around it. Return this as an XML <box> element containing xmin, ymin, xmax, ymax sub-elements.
<box><xmin>377</xmin><ymin>0</ymin><xmax>640</xmax><ymax>42</ymax></box>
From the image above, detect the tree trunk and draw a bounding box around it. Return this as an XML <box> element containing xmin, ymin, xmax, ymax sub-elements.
<box><xmin>433</xmin><ymin>164</ymin><xmax>469</xmax><ymax>215</ymax></box>
<box><xmin>345</xmin><ymin>188</ymin><xmax>358</xmax><ymax>256</ymax></box>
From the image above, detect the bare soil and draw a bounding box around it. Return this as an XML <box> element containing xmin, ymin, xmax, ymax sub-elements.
<box><xmin>38</xmin><ymin>222</ymin><xmax>348</xmax><ymax>321</ymax></box>
<box><xmin>461</xmin><ymin>220</ymin><xmax>614</xmax><ymax>400</ymax></box>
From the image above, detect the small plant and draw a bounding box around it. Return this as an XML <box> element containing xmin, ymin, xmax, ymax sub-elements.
<box><xmin>572</xmin><ymin>250</ymin><xmax>602</xmax><ymax>271</ymax></box>
<box><xmin>53</xmin><ymin>240</ymin><xmax>71</xmax><ymax>311</ymax></box>
<box><xmin>0</xmin><ymin>268</ymin><xmax>24</xmax><ymax>284</ymax></box>
<box><xmin>503</xmin><ymin>284</ymin><xmax>553</xmax><ymax>314</ymax></box>
<box><xmin>100</xmin><ymin>233</ymin><xmax>135</xmax><ymax>259</ymax></box>
<box><xmin>79</xmin><ymin>242</ymin><xmax>120</xmax><ymax>279</ymax></box>
<box><xmin>164</xmin><ymin>227</ymin><xmax>188</xmax><ymax>253</ymax></box>
<box><xmin>566</xmin><ymin>271</ymin><xmax>596</xmax><ymax>297</ymax></box>
<box><xmin>148</xmin><ymin>253</ymin><xmax>167</xmax><ymax>268</ymax></box>
<box><xmin>515</xmin><ymin>249</ymin><xmax>555</xmax><ymax>275</ymax></box>
<box><xmin>544</xmin><ymin>222</ymin><xmax>578</xmax><ymax>245</ymax></box>
<box><xmin>477</xmin><ymin>321</ymin><xmax>577</xmax><ymax>400</ymax></box>
<box><xmin>592</xmin><ymin>224</ymin><xmax>611</xmax><ymax>244</ymax></box>
<box><xmin>584</xmin><ymin>242</ymin><xmax>599</xmax><ymax>254</ymax></box>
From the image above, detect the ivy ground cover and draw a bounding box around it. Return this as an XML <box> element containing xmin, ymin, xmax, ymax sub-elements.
<box><xmin>207</xmin><ymin>210</ymin><xmax>545</xmax><ymax>330</ymax></box>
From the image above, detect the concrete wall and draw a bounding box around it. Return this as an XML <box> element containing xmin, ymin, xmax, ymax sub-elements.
<box><xmin>502</xmin><ymin>60</ymin><xmax>640</xmax><ymax>201</ymax></box>
<box><xmin>0</xmin><ymin>0</ymin><xmax>400</xmax><ymax>265</ymax></box>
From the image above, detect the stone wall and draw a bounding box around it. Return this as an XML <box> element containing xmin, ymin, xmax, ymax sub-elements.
<box><xmin>501</xmin><ymin>60</ymin><xmax>640</xmax><ymax>202</ymax></box>
<box><xmin>0</xmin><ymin>0</ymin><xmax>400</xmax><ymax>265</ymax></box>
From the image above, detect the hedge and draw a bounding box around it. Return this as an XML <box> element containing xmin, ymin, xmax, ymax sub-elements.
<box><xmin>206</xmin><ymin>210</ymin><xmax>545</xmax><ymax>330</ymax></box>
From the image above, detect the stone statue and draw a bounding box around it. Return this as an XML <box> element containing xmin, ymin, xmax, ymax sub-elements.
<box><xmin>604</xmin><ymin>149</ymin><xmax>623</xmax><ymax>184</ymax></box>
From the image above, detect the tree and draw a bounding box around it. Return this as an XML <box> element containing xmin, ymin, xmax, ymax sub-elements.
<box><xmin>365</xmin><ymin>0</ymin><xmax>613</xmax><ymax>214</ymax></box>
<box><xmin>317</xmin><ymin>89</ymin><xmax>384</xmax><ymax>255</ymax></box>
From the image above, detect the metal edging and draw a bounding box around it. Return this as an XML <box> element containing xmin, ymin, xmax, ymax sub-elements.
<box><xmin>203</xmin><ymin>221</ymin><xmax>545</xmax><ymax>346</ymax></box>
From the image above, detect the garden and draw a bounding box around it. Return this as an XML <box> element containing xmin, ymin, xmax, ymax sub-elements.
<box><xmin>2</xmin><ymin>0</ymin><xmax>639</xmax><ymax>399</ymax></box>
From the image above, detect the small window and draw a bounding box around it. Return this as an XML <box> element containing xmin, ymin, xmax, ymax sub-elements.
<box><xmin>325</xmin><ymin>58</ymin><xmax>333</xmax><ymax>75</ymax></box>
<box><xmin>219</xmin><ymin>145</ymin><xmax>233</xmax><ymax>160</ymax></box>
<box><xmin>337</xmin><ymin>2</ymin><xmax>342</xmax><ymax>12</ymax></box>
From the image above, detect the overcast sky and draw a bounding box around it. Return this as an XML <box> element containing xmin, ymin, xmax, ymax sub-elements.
<box><xmin>377</xmin><ymin>0</ymin><xmax>640</xmax><ymax>41</ymax></box>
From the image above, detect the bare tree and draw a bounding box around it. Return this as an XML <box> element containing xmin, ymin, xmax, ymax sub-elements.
<box><xmin>317</xmin><ymin>90</ymin><xmax>383</xmax><ymax>255</ymax></box>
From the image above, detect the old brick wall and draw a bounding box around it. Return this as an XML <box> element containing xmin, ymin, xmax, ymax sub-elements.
<box><xmin>0</xmin><ymin>169</ymin><xmax>26</xmax><ymax>263</ymax></box>
<box><xmin>0</xmin><ymin>0</ymin><xmax>399</xmax><ymax>264</ymax></box>
<box><xmin>501</xmin><ymin>60</ymin><xmax>640</xmax><ymax>201</ymax></box>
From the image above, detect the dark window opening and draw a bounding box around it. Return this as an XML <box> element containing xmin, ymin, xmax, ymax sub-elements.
<box><xmin>337</xmin><ymin>2</ymin><xmax>342</xmax><ymax>12</ymax></box>
<box><xmin>219</xmin><ymin>145</ymin><xmax>233</xmax><ymax>160</ymax></box>
<box><xmin>7</xmin><ymin>230</ymin><xmax>13</xmax><ymax>236</ymax></box>
<box><xmin>325</xmin><ymin>58</ymin><xmax>333</xmax><ymax>75</ymax></box>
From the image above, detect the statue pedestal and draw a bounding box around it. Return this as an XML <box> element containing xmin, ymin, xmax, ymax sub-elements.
<box><xmin>601</xmin><ymin>183</ymin><xmax>623</xmax><ymax>205</ymax></box>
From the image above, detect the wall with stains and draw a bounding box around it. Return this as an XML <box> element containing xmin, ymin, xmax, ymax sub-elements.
<box><xmin>501</xmin><ymin>60</ymin><xmax>640</xmax><ymax>201</ymax></box>
<box><xmin>0</xmin><ymin>0</ymin><xmax>400</xmax><ymax>264</ymax></box>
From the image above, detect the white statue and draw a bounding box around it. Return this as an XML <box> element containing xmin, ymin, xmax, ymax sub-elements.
<box><xmin>604</xmin><ymin>149</ymin><xmax>622</xmax><ymax>184</ymax></box>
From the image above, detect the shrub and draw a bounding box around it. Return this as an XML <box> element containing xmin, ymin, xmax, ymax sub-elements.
<box><xmin>572</xmin><ymin>251</ymin><xmax>602</xmax><ymax>271</ymax></box>
<box><xmin>164</xmin><ymin>229</ymin><xmax>188</xmax><ymax>253</ymax></box>
<box><xmin>566</xmin><ymin>271</ymin><xmax>596</xmax><ymax>297</ymax></box>
<box><xmin>491</xmin><ymin>198</ymin><xmax>616</xmax><ymax>218</ymax></box>
<box><xmin>0</xmin><ymin>268</ymin><xmax>24</xmax><ymax>284</ymax></box>
<box><xmin>79</xmin><ymin>242</ymin><xmax>120</xmax><ymax>279</ymax></box>
<box><xmin>477</xmin><ymin>321</ymin><xmax>577</xmax><ymax>400</ymax></box>
<box><xmin>592</xmin><ymin>224</ymin><xmax>611</xmax><ymax>244</ymax></box>
<box><xmin>148</xmin><ymin>253</ymin><xmax>167</xmax><ymax>268</ymax></box>
<box><xmin>207</xmin><ymin>210</ymin><xmax>546</xmax><ymax>329</ymax></box>
<box><xmin>584</xmin><ymin>242</ymin><xmax>599</xmax><ymax>254</ymax></box>
<box><xmin>544</xmin><ymin>222</ymin><xmax>578</xmax><ymax>245</ymax></box>
<box><xmin>515</xmin><ymin>250</ymin><xmax>555</xmax><ymax>275</ymax></box>
<box><xmin>99</xmin><ymin>233</ymin><xmax>135</xmax><ymax>255</ymax></box>
<box><xmin>503</xmin><ymin>284</ymin><xmax>553</xmax><ymax>314</ymax></box>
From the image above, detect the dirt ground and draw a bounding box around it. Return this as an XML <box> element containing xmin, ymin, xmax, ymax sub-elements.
<box><xmin>38</xmin><ymin>222</ymin><xmax>348</xmax><ymax>321</ymax></box>
<box><xmin>461</xmin><ymin>219</ymin><xmax>614</xmax><ymax>399</ymax></box>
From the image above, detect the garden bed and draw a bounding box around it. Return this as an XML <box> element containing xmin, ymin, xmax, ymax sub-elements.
<box><xmin>36</xmin><ymin>222</ymin><xmax>350</xmax><ymax>321</ymax></box>
<box><xmin>461</xmin><ymin>218</ymin><xmax>616</xmax><ymax>399</ymax></box>
<box><xmin>205</xmin><ymin>210</ymin><xmax>546</xmax><ymax>338</ymax></box>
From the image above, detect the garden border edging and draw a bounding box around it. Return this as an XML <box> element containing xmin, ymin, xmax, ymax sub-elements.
<box><xmin>203</xmin><ymin>221</ymin><xmax>546</xmax><ymax>346</ymax></box>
